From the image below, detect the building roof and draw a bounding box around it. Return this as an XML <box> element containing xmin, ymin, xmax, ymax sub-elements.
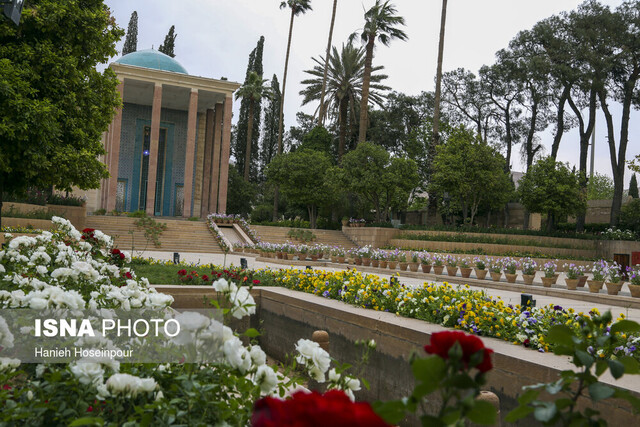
<box><xmin>115</xmin><ymin>49</ymin><xmax>188</xmax><ymax>75</ymax></box>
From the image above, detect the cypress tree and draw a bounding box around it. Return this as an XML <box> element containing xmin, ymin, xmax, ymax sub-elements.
<box><xmin>233</xmin><ymin>36</ymin><xmax>264</xmax><ymax>181</ymax></box>
<box><xmin>260</xmin><ymin>74</ymin><xmax>281</xmax><ymax>180</ymax></box>
<box><xmin>158</xmin><ymin>25</ymin><xmax>176</xmax><ymax>58</ymax></box>
<box><xmin>630</xmin><ymin>174</ymin><xmax>639</xmax><ymax>198</ymax></box>
<box><xmin>122</xmin><ymin>11</ymin><xmax>138</xmax><ymax>55</ymax></box>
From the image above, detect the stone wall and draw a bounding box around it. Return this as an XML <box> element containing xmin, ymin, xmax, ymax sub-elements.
<box><xmin>342</xmin><ymin>226</ymin><xmax>399</xmax><ymax>248</ymax></box>
<box><xmin>1</xmin><ymin>203</ymin><xmax>86</xmax><ymax>231</ymax></box>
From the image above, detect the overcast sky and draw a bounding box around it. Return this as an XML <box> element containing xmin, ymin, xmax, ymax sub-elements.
<box><xmin>104</xmin><ymin>0</ymin><xmax>639</xmax><ymax>182</ymax></box>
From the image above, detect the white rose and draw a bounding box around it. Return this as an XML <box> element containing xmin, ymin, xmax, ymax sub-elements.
<box><xmin>0</xmin><ymin>264</ymin><xmax>5</xmax><ymax>274</ymax></box>
<box><xmin>250</xmin><ymin>345</ymin><xmax>267</xmax><ymax>366</ymax></box>
<box><xmin>28</xmin><ymin>297</ymin><xmax>48</xmax><ymax>310</ymax></box>
<box><xmin>70</xmin><ymin>361</ymin><xmax>104</xmax><ymax>386</ymax></box>
<box><xmin>0</xmin><ymin>357</ymin><xmax>21</xmax><ymax>373</ymax></box>
<box><xmin>255</xmin><ymin>365</ymin><xmax>278</xmax><ymax>395</ymax></box>
<box><xmin>328</xmin><ymin>368</ymin><xmax>340</xmax><ymax>382</ymax></box>
<box><xmin>175</xmin><ymin>311</ymin><xmax>210</xmax><ymax>332</ymax></box>
<box><xmin>106</xmin><ymin>373</ymin><xmax>157</xmax><ymax>397</ymax></box>
<box><xmin>0</xmin><ymin>316</ymin><xmax>14</xmax><ymax>349</ymax></box>
<box><xmin>311</xmin><ymin>346</ymin><xmax>331</xmax><ymax>374</ymax></box>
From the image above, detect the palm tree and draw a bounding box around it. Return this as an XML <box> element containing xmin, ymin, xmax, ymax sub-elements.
<box><xmin>300</xmin><ymin>43</ymin><xmax>389</xmax><ymax>160</ymax></box>
<box><xmin>432</xmin><ymin>0</ymin><xmax>448</xmax><ymax>145</ymax></box>
<box><xmin>318</xmin><ymin>0</ymin><xmax>339</xmax><ymax>126</ymax></box>
<box><xmin>277</xmin><ymin>0</ymin><xmax>313</xmax><ymax>155</ymax></box>
<box><xmin>352</xmin><ymin>0</ymin><xmax>407</xmax><ymax>144</ymax></box>
<box><xmin>235</xmin><ymin>72</ymin><xmax>271</xmax><ymax>181</ymax></box>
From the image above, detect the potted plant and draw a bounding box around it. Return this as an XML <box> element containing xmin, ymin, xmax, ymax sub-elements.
<box><xmin>432</xmin><ymin>254</ymin><xmax>445</xmax><ymax>275</ymax></box>
<box><xmin>563</xmin><ymin>263</ymin><xmax>581</xmax><ymax>290</ymax></box>
<box><xmin>336</xmin><ymin>247</ymin><xmax>346</xmax><ymax>264</ymax></box>
<box><xmin>398</xmin><ymin>252</ymin><xmax>409</xmax><ymax>271</ymax></box>
<box><xmin>378</xmin><ymin>250</ymin><xmax>389</xmax><ymax>269</ymax></box>
<box><xmin>387</xmin><ymin>249</ymin><xmax>399</xmax><ymax>270</ymax></box>
<box><xmin>371</xmin><ymin>249</ymin><xmax>380</xmax><ymax>268</ymax></box>
<box><xmin>521</xmin><ymin>257</ymin><xmax>537</xmax><ymax>285</ymax></box>
<box><xmin>446</xmin><ymin>255</ymin><xmax>458</xmax><ymax>277</ymax></box>
<box><xmin>541</xmin><ymin>261</ymin><xmax>557</xmax><ymax>287</ymax></box>
<box><xmin>605</xmin><ymin>262</ymin><xmax>624</xmax><ymax>295</ymax></box>
<box><xmin>420</xmin><ymin>252</ymin><xmax>432</xmax><ymax>274</ymax></box>
<box><xmin>297</xmin><ymin>244</ymin><xmax>308</xmax><ymax>261</ymax></box>
<box><xmin>588</xmin><ymin>260</ymin><xmax>607</xmax><ymax>293</ymax></box>
<box><xmin>408</xmin><ymin>252</ymin><xmax>420</xmax><ymax>272</ymax></box>
<box><xmin>360</xmin><ymin>245</ymin><xmax>372</xmax><ymax>267</ymax></box>
<box><xmin>473</xmin><ymin>257</ymin><xmax>488</xmax><ymax>280</ymax></box>
<box><xmin>341</xmin><ymin>217</ymin><xmax>349</xmax><ymax>227</ymax></box>
<box><xmin>502</xmin><ymin>258</ymin><xmax>519</xmax><ymax>283</ymax></box>
<box><xmin>286</xmin><ymin>244</ymin><xmax>296</xmax><ymax>260</ymax></box>
<box><xmin>628</xmin><ymin>266</ymin><xmax>640</xmax><ymax>298</ymax></box>
<box><xmin>489</xmin><ymin>259</ymin><xmax>502</xmax><ymax>282</ymax></box>
<box><xmin>459</xmin><ymin>258</ymin><xmax>472</xmax><ymax>278</ymax></box>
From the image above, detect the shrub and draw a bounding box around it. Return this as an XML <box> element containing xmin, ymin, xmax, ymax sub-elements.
<box><xmin>619</xmin><ymin>199</ymin><xmax>640</xmax><ymax>234</ymax></box>
<box><xmin>127</xmin><ymin>210</ymin><xmax>148</xmax><ymax>218</ymax></box>
<box><xmin>46</xmin><ymin>193</ymin><xmax>86</xmax><ymax>206</ymax></box>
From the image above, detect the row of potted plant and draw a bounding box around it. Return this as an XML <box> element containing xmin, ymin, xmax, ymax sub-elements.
<box><xmin>205</xmin><ymin>216</ymin><xmax>232</xmax><ymax>253</ymax></box>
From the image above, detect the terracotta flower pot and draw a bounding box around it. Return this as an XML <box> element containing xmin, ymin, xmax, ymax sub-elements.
<box><xmin>541</xmin><ymin>277</ymin><xmax>555</xmax><ymax>287</ymax></box>
<box><xmin>408</xmin><ymin>262</ymin><xmax>419</xmax><ymax>272</ymax></box>
<box><xmin>361</xmin><ymin>257</ymin><xmax>371</xmax><ymax>267</ymax></box>
<box><xmin>310</xmin><ymin>255</ymin><xmax>319</xmax><ymax>261</ymax></box>
<box><xmin>433</xmin><ymin>265</ymin><xmax>444</xmax><ymax>275</ymax></box>
<box><xmin>330</xmin><ymin>256</ymin><xmax>337</xmax><ymax>263</ymax></box>
<box><xmin>460</xmin><ymin>267</ymin><xmax>472</xmax><ymax>278</ymax></box>
<box><xmin>354</xmin><ymin>258</ymin><xmax>362</xmax><ymax>266</ymax></box>
<box><xmin>287</xmin><ymin>253</ymin><xmax>295</xmax><ymax>260</ymax></box>
<box><xmin>446</xmin><ymin>266</ymin><xmax>458</xmax><ymax>276</ymax></box>
<box><xmin>371</xmin><ymin>259</ymin><xmax>380</xmax><ymax>268</ymax></box>
<box><xmin>577</xmin><ymin>275</ymin><xmax>588</xmax><ymax>287</ymax></box>
<box><xmin>565</xmin><ymin>278</ymin><xmax>579</xmax><ymax>290</ymax></box>
<box><xmin>490</xmin><ymin>272</ymin><xmax>502</xmax><ymax>282</ymax></box>
<box><xmin>475</xmin><ymin>269</ymin><xmax>487</xmax><ymax>280</ymax></box>
<box><xmin>337</xmin><ymin>256</ymin><xmax>346</xmax><ymax>263</ymax></box>
<box><xmin>587</xmin><ymin>280</ymin><xmax>603</xmax><ymax>293</ymax></box>
<box><xmin>398</xmin><ymin>262</ymin><xmax>409</xmax><ymax>271</ymax></box>
<box><xmin>505</xmin><ymin>273</ymin><xmax>517</xmax><ymax>283</ymax></box>
<box><xmin>522</xmin><ymin>274</ymin><xmax>535</xmax><ymax>285</ymax></box>
<box><xmin>421</xmin><ymin>264</ymin><xmax>432</xmax><ymax>274</ymax></box>
<box><xmin>605</xmin><ymin>282</ymin><xmax>623</xmax><ymax>295</ymax></box>
<box><xmin>379</xmin><ymin>260</ymin><xmax>388</xmax><ymax>269</ymax></box>
<box><xmin>388</xmin><ymin>261</ymin><xmax>397</xmax><ymax>270</ymax></box>
<box><xmin>628</xmin><ymin>283</ymin><xmax>640</xmax><ymax>298</ymax></box>
<box><xmin>297</xmin><ymin>253</ymin><xmax>306</xmax><ymax>261</ymax></box>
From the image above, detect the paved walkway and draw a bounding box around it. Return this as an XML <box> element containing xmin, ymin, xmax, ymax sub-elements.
<box><xmin>140</xmin><ymin>250</ymin><xmax>640</xmax><ymax>323</ymax></box>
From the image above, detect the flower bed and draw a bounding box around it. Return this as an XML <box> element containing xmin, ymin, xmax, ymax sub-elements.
<box><xmin>257</xmin><ymin>268</ymin><xmax>639</xmax><ymax>360</ymax></box>
<box><xmin>206</xmin><ymin>214</ymin><xmax>233</xmax><ymax>252</ymax></box>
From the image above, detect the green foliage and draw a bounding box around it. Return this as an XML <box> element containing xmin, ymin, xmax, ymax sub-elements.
<box><xmin>3</xmin><ymin>188</ymin><xmax>47</xmax><ymax>206</ymax></box>
<box><xmin>126</xmin><ymin>210</ymin><xmax>147</xmax><ymax>218</ymax></box>
<box><xmin>1</xmin><ymin>206</ymin><xmax>56</xmax><ymax>220</ymax></box>
<box><xmin>227</xmin><ymin>166</ymin><xmax>258</xmax><ymax>217</ymax></box>
<box><xmin>518</xmin><ymin>157</ymin><xmax>586</xmax><ymax>231</ymax></box>
<box><xmin>507</xmin><ymin>312</ymin><xmax>640</xmax><ymax>426</ymax></box>
<box><xmin>397</xmin><ymin>232</ymin><xmax>587</xmax><ymax>250</ymax></box>
<box><xmin>93</xmin><ymin>208</ymin><xmax>107</xmax><ymax>216</ymax></box>
<box><xmin>619</xmin><ymin>199</ymin><xmax>640</xmax><ymax>234</ymax></box>
<box><xmin>267</xmin><ymin>149</ymin><xmax>338</xmax><ymax>229</ymax></box>
<box><xmin>122</xmin><ymin>11</ymin><xmax>138</xmax><ymax>55</ymax></box>
<box><xmin>629</xmin><ymin>174</ymin><xmax>639</xmax><ymax>199</ymax></box>
<box><xmin>287</xmin><ymin>228</ymin><xmax>316</xmax><ymax>242</ymax></box>
<box><xmin>629</xmin><ymin>155</ymin><xmax>640</xmax><ymax>174</ymax></box>
<box><xmin>587</xmin><ymin>173</ymin><xmax>614</xmax><ymax>200</ymax></box>
<box><xmin>0</xmin><ymin>0</ymin><xmax>123</xmax><ymax>224</ymax></box>
<box><xmin>47</xmin><ymin>193</ymin><xmax>85</xmax><ymax>207</ymax></box>
<box><xmin>133</xmin><ymin>214</ymin><xmax>167</xmax><ymax>248</ymax></box>
<box><xmin>259</xmin><ymin>74</ymin><xmax>281</xmax><ymax>177</ymax></box>
<box><xmin>430</xmin><ymin>126</ymin><xmax>513</xmax><ymax>224</ymax></box>
<box><xmin>299</xmin><ymin>126</ymin><xmax>332</xmax><ymax>153</ymax></box>
<box><xmin>340</xmin><ymin>142</ymin><xmax>419</xmax><ymax>222</ymax></box>
<box><xmin>158</xmin><ymin>25</ymin><xmax>176</xmax><ymax>58</ymax></box>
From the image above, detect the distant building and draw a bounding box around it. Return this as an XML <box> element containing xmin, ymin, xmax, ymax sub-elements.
<box><xmin>88</xmin><ymin>49</ymin><xmax>240</xmax><ymax>217</ymax></box>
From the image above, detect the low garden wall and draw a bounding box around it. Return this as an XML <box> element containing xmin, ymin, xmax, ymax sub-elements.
<box><xmin>342</xmin><ymin>226</ymin><xmax>399</xmax><ymax>247</ymax></box>
<box><xmin>597</xmin><ymin>240</ymin><xmax>640</xmax><ymax>262</ymax></box>
<box><xmin>155</xmin><ymin>285</ymin><xmax>640</xmax><ymax>427</ymax></box>
<box><xmin>1</xmin><ymin>202</ymin><xmax>86</xmax><ymax>230</ymax></box>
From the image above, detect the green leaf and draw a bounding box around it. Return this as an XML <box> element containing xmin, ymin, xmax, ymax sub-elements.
<box><xmin>242</xmin><ymin>328</ymin><xmax>261</xmax><ymax>338</ymax></box>
<box><xmin>608</xmin><ymin>360</ymin><xmax>625</xmax><ymax>379</ymax></box>
<box><xmin>69</xmin><ymin>418</ymin><xmax>104</xmax><ymax>427</ymax></box>
<box><xmin>446</xmin><ymin>373</ymin><xmax>476</xmax><ymax>389</ymax></box>
<box><xmin>505</xmin><ymin>405</ymin><xmax>534</xmax><ymax>422</ymax></box>
<box><xmin>412</xmin><ymin>356</ymin><xmax>446</xmax><ymax>386</ymax></box>
<box><xmin>372</xmin><ymin>400</ymin><xmax>407</xmax><ymax>425</ymax></box>
<box><xmin>533</xmin><ymin>402</ymin><xmax>558</xmax><ymax>423</ymax></box>
<box><xmin>554</xmin><ymin>398</ymin><xmax>574</xmax><ymax>410</ymax></box>
<box><xmin>595</xmin><ymin>360</ymin><xmax>608</xmax><ymax>377</ymax></box>
<box><xmin>619</xmin><ymin>356</ymin><xmax>640</xmax><ymax>374</ymax></box>
<box><xmin>361</xmin><ymin>377</ymin><xmax>370</xmax><ymax>390</ymax></box>
<box><xmin>575</xmin><ymin>350</ymin><xmax>595</xmax><ymax>368</ymax></box>
<box><xmin>611</xmin><ymin>320</ymin><xmax>640</xmax><ymax>335</ymax></box>
<box><xmin>420</xmin><ymin>414</ymin><xmax>446</xmax><ymax>427</ymax></box>
<box><xmin>466</xmin><ymin>400</ymin><xmax>497</xmax><ymax>425</ymax></box>
<box><xmin>546</xmin><ymin>325</ymin><xmax>575</xmax><ymax>347</ymax></box>
<box><xmin>589</xmin><ymin>383</ymin><xmax>615</xmax><ymax>401</ymax></box>
<box><xmin>518</xmin><ymin>388</ymin><xmax>541</xmax><ymax>405</ymax></box>
<box><xmin>545</xmin><ymin>380</ymin><xmax>563</xmax><ymax>395</ymax></box>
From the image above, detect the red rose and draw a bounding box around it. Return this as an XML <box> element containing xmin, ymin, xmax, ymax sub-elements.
<box><xmin>253</xmin><ymin>279</ymin><xmax>261</xmax><ymax>285</ymax></box>
<box><xmin>112</xmin><ymin>248</ymin><xmax>121</xmax><ymax>255</ymax></box>
<box><xmin>177</xmin><ymin>269</ymin><xmax>187</xmax><ymax>276</ymax></box>
<box><xmin>251</xmin><ymin>390</ymin><xmax>390</xmax><ymax>427</ymax></box>
<box><xmin>424</xmin><ymin>331</ymin><xmax>493</xmax><ymax>373</ymax></box>
<box><xmin>202</xmin><ymin>275</ymin><xmax>209</xmax><ymax>281</ymax></box>
<box><xmin>120</xmin><ymin>253</ymin><xmax>125</xmax><ymax>260</ymax></box>
<box><xmin>123</xmin><ymin>271</ymin><xmax>132</xmax><ymax>280</ymax></box>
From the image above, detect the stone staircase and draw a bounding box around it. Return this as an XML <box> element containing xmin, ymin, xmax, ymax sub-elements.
<box><xmin>85</xmin><ymin>216</ymin><xmax>224</xmax><ymax>253</ymax></box>
<box><xmin>250</xmin><ymin>225</ymin><xmax>357</xmax><ymax>249</ymax></box>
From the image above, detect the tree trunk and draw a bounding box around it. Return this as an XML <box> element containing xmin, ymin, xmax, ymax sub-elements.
<box><xmin>244</xmin><ymin>102</ymin><xmax>254</xmax><ymax>181</ymax></box>
<box><xmin>525</xmin><ymin>99</ymin><xmax>539</xmax><ymax>170</ymax></box>
<box><xmin>358</xmin><ymin>35</ymin><xmax>376</xmax><ymax>144</ymax></box>
<box><xmin>432</xmin><ymin>0</ymin><xmax>448</xmax><ymax>145</ymax></box>
<box><xmin>0</xmin><ymin>186</ymin><xmax>3</xmax><ymax>230</ymax></box>
<box><xmin>504</xmin><ymin>101</ymin><xmax>513</xmax><ymax>172</ymax></box>
<box><xmin>318</xmin><ymin>0</ymin><xmax>338</xmax><ymax>126</ymax></box>
<box><xmin>338</xmin><ymin>96</ymin><xmax>348</xmax><ymax>161</ymax></box>
<box><xmin>308</xmin><ymin>205</ymin><xmax>317</xmax><ymax>229</ymax></box>
<box><xmin>550</xmin><ymin>85</ymin><xmax>570</xmax><ymax>160</ymax></box>
<box><xmin>546</xmin><ymin>212</ymin><xmax>554</xmax><ymax>233</ymax></box>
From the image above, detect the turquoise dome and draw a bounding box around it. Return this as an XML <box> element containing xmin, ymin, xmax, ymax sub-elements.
<box><xmin>115</xmin><ymin>49</ymin><xmax>188</xmax><ymax>74</ymax></box>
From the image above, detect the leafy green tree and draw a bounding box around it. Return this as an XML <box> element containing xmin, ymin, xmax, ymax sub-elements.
<box><xmin>587</xmin><ymin>173</ymin><xmax>614</xmax><ymax>200</ymax></box>
<box><xmin>351</xmin><ymin>0</ymin><xmax>407</xmax><ymax>144</ymax></box>
<box><xmin>234</xmin><ymin>36</ymin><xmax>265</xmax><ymax>181</ymax></box>
<box><xmin>299</xmin><ymin>126</ymin><xmax>332</xmax><ymax>153</ymax></box>
<box><xmin>340</xmin><ymin>142</ymin><xmax>418</xmax><ymax>222</ymax></box>
<box><xmin>630</xmin><ymin>155</ymin><xmax>640</xmax><ymax>174</ymax></box>
<box><xmin>235</xmin><ymin>71</ymin><xmax>271</xmax><ymax>181</ymax></box>
<box><xmin>517</xmin><ymin>156</ymin><xmax>586</xmax><ymax>232</ymax></box>
<box><xmin>300</xmin><ymin>42</ymin><xmax>389</xmax><ymax>160</ymax></box>
<box><xmin>158</xmin><ymin>25</ymin><xmax>176</xmax><ymax>58</ymax></box>
<box><xmin>226</xmin><ymin>166</ymin><xmax>258</xmax><ymax>217</ymax></box>
<box><xmin>619</xmin><ymin>199</ymin><xmax>640</xmax><ymax>233</ymax></box>
<box><xmin>266</xmin><ymin>149</ymin><xmax>337</xmax><ymax>228</ymax></box>
<box><xmin>630</xmin><ymin>174</ymin><xmax>639</xmax><ymax>199</ymax></box>
<box><xmin>259</xmin><ymin>74</ymin><xmax>281</xmax><ymax>180</ymax></box>
<box><xmin>0</xmin><ymin>0</ymin><xmax>123</xmax><ymax>227</ymax></box>
<box><xmin>122</xmin><ymin>11</ymin><xmax>138</xmax><ymax>55</ymax></box>
<box><xmin>430</xmin><ymin>127</ymin><xmax>512</xmax><ymax>225</ymax></box>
